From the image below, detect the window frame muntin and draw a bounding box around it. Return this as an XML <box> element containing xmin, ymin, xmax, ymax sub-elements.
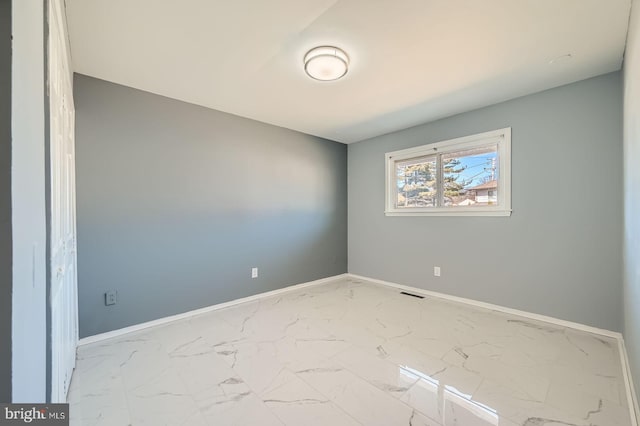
<box><xmin>385</xmin><ymin>128</ymin><xmax>511</xmax><ymax>217</ymax></box>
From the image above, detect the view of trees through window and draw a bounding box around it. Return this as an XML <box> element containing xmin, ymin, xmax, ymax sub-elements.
<box><xmin>395</xmin><ymin>144</ymin><xmax>498</xmax><ymax>208</ymax></box>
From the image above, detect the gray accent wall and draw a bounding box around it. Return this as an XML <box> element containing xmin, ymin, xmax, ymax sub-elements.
<box><xmin>0</xmin><ymin>0</ymin><xmax>11</xmax><ymax>403</ymax></box>
<box><xmin>623</xmin><ymin>0</ymin><xmax>640</xmax><ymax>392</ymax></box>
<box><xmin>348</xmin><ymin>72</ymin><xmax>623</xmax><ymax>331</ymax></box>
<box><xmin>74</xmin><ymin>74</ymin><xmax>348</xmax><ymax>338</ymax></box>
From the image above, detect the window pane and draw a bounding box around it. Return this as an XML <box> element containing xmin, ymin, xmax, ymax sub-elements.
<box><xmin>442</xmin><ymin>144</ymin><xmax>498</xmax><ymax>207</ymax></box>
<box><xmin>385</xmin><ymin>128</ymin><xmax>510</xmax><ymax>216</ymax></box>
<box><xmin>395</xmin><ymin>155</ymin><xmax>437</xmax><ymax>208</ymax></box>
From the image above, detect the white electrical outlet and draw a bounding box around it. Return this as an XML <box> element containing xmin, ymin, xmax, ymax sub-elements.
<box><xmin>434</xmin><ymin>266</ymin><xmax>441</xmax><ymax>277</ymax></box>
<box><xmin>251</xmin><ymin>267</ymin><xmax>258</xmax><ymax>278</ymax></box>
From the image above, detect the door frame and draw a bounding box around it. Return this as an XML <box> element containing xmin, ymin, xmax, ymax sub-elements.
<box><xmin>47</xmin><ymin>0</ymin><xmax>78</xmax><ymax>403</ymax></box>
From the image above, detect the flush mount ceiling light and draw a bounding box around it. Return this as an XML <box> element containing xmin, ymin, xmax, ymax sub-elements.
<box><xmin>304</xmin><ymin>46</ymin><xmax>349</xmax><ymax>81</ymax></box>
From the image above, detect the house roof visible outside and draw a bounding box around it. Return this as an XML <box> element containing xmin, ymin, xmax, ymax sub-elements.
<box><xmin>468</xmin><ymin>180</ymin><xmax>498</xmax><ymax>191</ymax></box>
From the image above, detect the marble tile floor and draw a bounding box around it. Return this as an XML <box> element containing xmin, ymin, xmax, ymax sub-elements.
<box><xmin>68</xmin><ymin>277</ymin><xmax>635</xmax><ymax>426</ymax></box>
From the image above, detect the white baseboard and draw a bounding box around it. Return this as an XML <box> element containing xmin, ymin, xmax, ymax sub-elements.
<box><xmin>76</xmin><ymin>271</ymin><xmax>639</xmax><ymax>424</ymax></box>
<box><xmin>619</xmin><ymin>337</ymin><xmax>640</xmax><ymax>425</ymax></box>
<box><xmin>347</xmin><ymin>273</ymin><xmax>639</xmax><ymax>424</ymax></box>
<box><xmin>78</xmin><ymin>273</ymin><xmax>348</xmax><ymax>346</ymax></box>
<box><xmin>347</xmin><ymin>273</ymin><xmax>620</xmax><ymax>338</ymax></box>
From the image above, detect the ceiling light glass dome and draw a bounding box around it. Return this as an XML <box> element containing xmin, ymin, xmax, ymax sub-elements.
<box><xmin>304</xmin><ymin>46</ymin><xmax>349</xmax><ymax>81</ymax></box>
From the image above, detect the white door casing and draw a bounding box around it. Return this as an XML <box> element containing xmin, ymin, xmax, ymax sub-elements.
<box><xmin>48</xmin><ymin>0</ymin><xmax>78</xmax><ymax>403</ymax></box>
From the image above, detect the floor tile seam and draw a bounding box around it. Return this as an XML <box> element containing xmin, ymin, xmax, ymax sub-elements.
<box><xmin>297</xmin><ymin>316</ymin><xmax>348</xmax><ymax>343</ymax></box>
<box><xmin>327</xmin><ymin>343</ymin><xmax>421</xmax><ymax>404</ymax></box>
<box><xmin>412</xmin><ymin>406</ymin><xmax>443</xmax><ymax>426</ymax></box>
<box><xmin>401</xmin><ymin>378</ymin><xmax>446</xmax><ymax>425</ymax></box>
<box><xmin>543</xmin><ymin>393</ymin><xmax>618</xmax><ymax>426</ymax></box>
<box><xmin>164</xmin><ymin>344</ymin><xmax>241</xmax><ymax>422</ymax></box>
<box><xmin>352</xmin><ymin>277</ymin><xmax>637</xmax><ymax>421</ymax></box>
<box><xmin>329</xmin><ymin>357</ymin><xmax>439</xmax><ymax>426</ymax></box>
<box><xmin>217</xmin><ymin>304</ymin><xmax>262</xmax><ymax>333</ymax></box>
<box><xmin>120</xmin><ymin>368</ymin><xmax>205</xmax><ymax>425</ymax></box>
<box><xmin>351</xmin><ymin>276</ymin><xmax>620</xmax><ymax>340</ymax></box>
<box><xmin>256</xmin><ymin>394</ymin><xmax>294</xmax><ymax>426</ymax></box>
<box><xmin>287</xmin><ymin>365</ymin><xmax>366</xmax><ymax>426</ymax></box>
<box><xmin>330</xmin><ymin>339</ymin><xmax>434</xmax><ymax>393</ymax></box>
<box><xmin>551</xmin><ymin>379</ymin><xmax>627</xmax><ymax>412</ymax></box>
<box><xmin>171</xmin><ymin>354</ymin><xmax>266</xmax><ymax>426</ymax></box>
<box><xmin>258</xmin><ymin>367</ymin><xmax>303</xmax><ymax>400</ymax></box>
<box><xmin>251</xmin><ymin>363</ymin><xmax>360</xmax><ymax>426</ymax></box>
<box><xmin>215</xmin><ymin>350</ymin><xmax>294</xmax><ymax>425</ymax></box>
<box><xmin>467</xmin><ymin>380</ymin><xmax>533</xmax><ymax>426</ymax></box>
<box><xmin>117</xmin><ymin>336</ymin><xmax>196</xmax><ymax>400</ymax></box>
<box><xmin>113</xmin><ymin>372</ymin><xmax>135</xmax><ymax>425</ymax></box>
<box><xmin>83</xmin><ymin>276</ymin><xmax>344</xmax><ymax>348</ymax></box>
<box><xmin>71</xmin><ymin>276</ymin><xmax>636</xmax><ymax>426</ymax></box>
<box><xmin>476</xmin><ymin>377</ymin><xmax>608</xmax><ymax>426</ymax></box>
<box><xmin>68</xmin><ymin>371</ymin><xmax>132</xmax><ymax>423</ymax></box>
<box><xmin>326</xmin><ymin>324</ymin><xmax>491</xmax><ymax>400</ymax></box>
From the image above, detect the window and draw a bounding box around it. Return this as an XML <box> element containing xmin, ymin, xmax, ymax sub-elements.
<box><xmin>385</xmin><ymin>128</ymin><xmax>511</xmax><ymax>216</ymax></box>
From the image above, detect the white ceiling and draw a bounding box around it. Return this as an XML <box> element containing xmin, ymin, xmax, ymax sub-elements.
<box><xmin>66</xmin><ymin>0</ymin><xmax>631</xmax><ymax>144</ymax></box>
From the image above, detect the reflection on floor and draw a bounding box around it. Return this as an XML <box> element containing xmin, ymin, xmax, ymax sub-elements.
<box><xmin>68</xmin><ymin>277</ymin><xmax>634</xmax><ymax>426</ymax></box>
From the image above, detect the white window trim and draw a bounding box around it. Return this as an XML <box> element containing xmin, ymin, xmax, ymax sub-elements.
<box><xmin>385</xmin><ymin>128</ymin><xmax>512</xmax><ymax>217</ymax></box>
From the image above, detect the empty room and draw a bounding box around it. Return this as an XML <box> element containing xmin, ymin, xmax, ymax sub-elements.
<box><xmin>3</xmin><ymin>0</ymin><xmax>640</xmax><ymax>425</ymax></box>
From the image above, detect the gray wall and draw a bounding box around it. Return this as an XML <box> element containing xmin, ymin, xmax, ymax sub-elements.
<box><xmin>348</xmin><ymin>72</ymin><xmax>623</xmax><ymax>332</ymax></box>
<box><xmin>0</xmin><ymin>0</ymin><xmax>11</xmax><ymax>403</ymax></box>
<box><xmin>623</xmin><ymin>0</ymin><xmax>640</xmax><ymax>393</ymax></box>
<box><xmin>74</xmin><ymin>74</ymin><xmax>348</xmax><ymax>338</ymax></box>
<box><xmin>11</xmin><ymin>0</ymin><xmax>47</xmax><ymax>402</ymax></box>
